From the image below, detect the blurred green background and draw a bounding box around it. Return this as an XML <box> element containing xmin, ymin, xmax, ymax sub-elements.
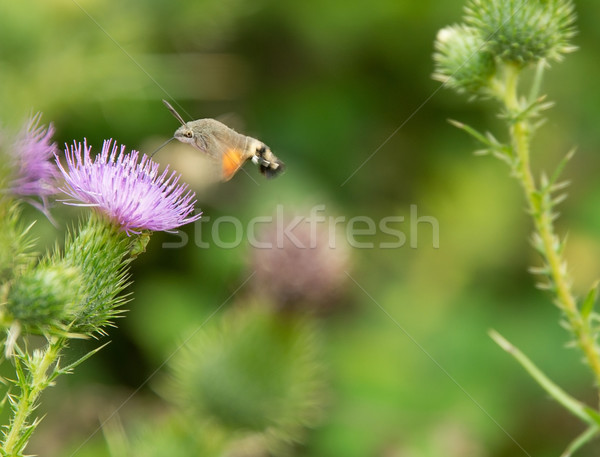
<box><xmin>2</xmin><ymin>0</ymin><xmax>600</xmax><ymax>456</ymax></box>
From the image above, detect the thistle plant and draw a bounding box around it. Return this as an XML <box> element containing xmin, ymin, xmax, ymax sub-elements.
<box><xmin>58</xmin><ymin>139</ymin><xmax>200</xmax><ymax>235</ymax></box>
<box><xmin>99</xmin><ymin>302</ymin><xmax>327</xmax><ymax>457</ymax></box>
<box><xmin>6</xmin><ymin>113</ymin><xmax>60</xmax><ymax>219</ymax></box>
<box><xmin>99</xmin><ymin>209</ymin><xmax>336</xmax><ymax>457</ymax></box>
<box><xmin>0</xmin><ymin>116</ymin><xmax>201</xmax><ymax>456</ymax></box>
<box><xmin>434</xmin><ymin>0</ymin><xmax>600</xmax><ymax>454</ymax></box>
<box><xmin>162</xmin><ymin>305</ymin><xmax>326</xmax><ymax>457</ymax></box>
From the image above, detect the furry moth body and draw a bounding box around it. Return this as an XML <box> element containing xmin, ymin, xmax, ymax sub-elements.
<box><xmin>163</xmin><ymin>100</ymin><xmax>285</xmax><ymax>181</ymax></box>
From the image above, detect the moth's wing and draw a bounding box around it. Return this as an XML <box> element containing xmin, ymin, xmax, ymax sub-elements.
<box><xmin>196</xmin><ymin>119</ymin><xmax>253</xmax><ymax>181</ymax></box>
<box><xmin>215</xmin><ymin>113</ymin><xmax>245</xmax><ymax>133</ymax></box>
<box><xmin>209</xmin><ymin>134</ymin><xmax>253</xmax><ymax>181</ymax></box>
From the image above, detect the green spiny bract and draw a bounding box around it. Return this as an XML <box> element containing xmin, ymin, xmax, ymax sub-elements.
<box><xmin>0</xmin><ymin>199</ymin><xmax>36</xmax><ymax>285</ymax></box>
<box><xmin>433</xmin><ymin>25</ymin><xmax>496</xmax><ymax>96</ymax></box>
<box><xmin>6</xmin><ymin>261</ymin><xmax>84</xmax><ymax>328</ymax></box>
<box><xmin>464</xmin><ymin>0</ymin><xmax>576</xmax><ymax>66</ymax></box>
<box><xmin>166</xmin><ymin>305</ymin><xmax>326</xmax><ymax>455</ymax></box>
<box><xmin>62</xmin><ymin>215</ymin><xmax>133</xmax><ymax>335</ymax></box>
<box><xmin>4</xmin><ymin>214</ymin><xmax>135</xmax><ymax>336</ymax></box>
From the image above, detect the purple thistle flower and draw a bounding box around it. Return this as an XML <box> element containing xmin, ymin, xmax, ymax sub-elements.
<box><xmin>8</xmin><ymin>113</ymin><xmax>60</xmax><ymax>214</ymax></box>
<box><xmin>56</xmin><ymin>139</ymin><xmax>202</xmax><ymax>235</ymax></box>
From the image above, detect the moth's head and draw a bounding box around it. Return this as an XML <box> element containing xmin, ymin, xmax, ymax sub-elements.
<box><xmin>174</xmin><ymin>124</ymin><xmax>195</xmax><ymax>144</ymax></box>
<box><xmin>163</xmin><ymin>99</ymin><xmax>198</xmax><ymax>147</ymax></box>
<box><xmin>174</xmin><ymin>123</ymin><xmax>209</xmax><ymax>152</ymax></box>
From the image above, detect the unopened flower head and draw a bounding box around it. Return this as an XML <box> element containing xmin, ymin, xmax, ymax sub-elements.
<box><xmin>8</xmin><ymin>112</ymin><xmax>59</xmax><ymax>205</ymax></box>
<box><xmin>57</xmin><ymin>139</ymin><xmax>201</xmax><ymax>235</ymax></box>
<box><xmin>433</xmin><ymin>24</ymin><xmax>496</xmax><ymax>96</ymax></box>
<box><xmin>464</xmin><ymin>0</ymin><xmax>576</xmax><ymax>65</ymax></box>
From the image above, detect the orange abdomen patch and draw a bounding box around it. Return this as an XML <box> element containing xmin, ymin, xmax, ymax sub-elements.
<box><xmin>222</xmin><ymin>148</ymin><xmax>247</xmax><ymax>181</ymax></box>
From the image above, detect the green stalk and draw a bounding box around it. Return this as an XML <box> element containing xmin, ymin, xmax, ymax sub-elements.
<box><xmin>561</xmin><ymin>426</ymin><xmax>600</xmax><ymax>457</ymax></box>
<box><xmin>490</xmin><ymin>330</ymin><xmax>600</xmax><ymax>427</ymax></box>
<box><xmin>2</xmin><ymin>337</ymin><xmax>66</xmax><ymax>456</ymax></box>
<box><xmin>502</xmin><ymin>63</ymin><xmax>600</xmax><ymax>389</ymax></box>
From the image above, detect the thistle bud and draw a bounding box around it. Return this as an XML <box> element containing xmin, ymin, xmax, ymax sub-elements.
<box><xmin>166</xmin><ymin>307</ymin><xmax>326</xmax><ymax>454</ymax></box>
<box><xmin>464</xmin><ymin>0</ymin><xmax>576</xmax><ymax>65</ymax></box>
<box><xmin>7</xmin><ymin>262</ymin><xmax>84</xmax><ymax>328</ymax></box>
<box><xmin>433</xmin><ymin>25</ymin><xmax>496</xmax><ymax>96</ymax></box>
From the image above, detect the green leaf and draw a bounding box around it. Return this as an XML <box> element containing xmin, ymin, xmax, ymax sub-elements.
<box><xmin>0</xmin><ymin>386</ymin><xmax>9</xmax><ymax>416</ymax></box>
<box><xmin>560</xmin><ymin>425</ymin><xmax>600</xmax><ymax>457</ymax></box>
<box><xmin>449</xmin><ymin>119</ymin><xmax>492</xmax><ymax>145</ymax></box>
<box><xmin>583</xmin><ymin>407</ymin><xmax>600</xmax><ymax>427</ymax></box>
<box><xmin>509</xmin><ymin>95</ymin><xmax>554</xmax><ymax>123</ymax></box>
<box><xmin>547</xmin><ymin>148</ymin><xmax>576</xmax><ymax>191</ymax></box>
<box><xmin>528</xmin><ymin>59</ymin><xmax>547</xmax><ymax>105</ymax></box>
<box><xmin>490</xmin><ymin>330</ymin><xmax>600</xmax><ymax>426</ymax></box>
<box><xmin>51</xmin><ymin>341</ymin><xmax>110</xmax><ymax>381</ymax></box>
<box><xmin>581</xmin><ymin>281</ymin><xmax>599</xmax><ymax>321</ymax></box>
<box><xmin>12</xmin><ymin>354</ymin><xmax>27</xmax><ymax>390</ymax></box>
<box><xmin>449</xmin><ymin>119</ymin><xmax>513</xmax><ymax>162</ymax></box>
<box><xmin>13</xmin><ymin>420</ymin><xmax>38</xmax><ymax>454</ymax></box>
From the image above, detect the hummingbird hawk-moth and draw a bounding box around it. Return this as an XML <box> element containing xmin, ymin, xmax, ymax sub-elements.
<box><xmin>162</xmin><ymin>99</ymin><xmax>285</xmax><ymax>181</ymax></box>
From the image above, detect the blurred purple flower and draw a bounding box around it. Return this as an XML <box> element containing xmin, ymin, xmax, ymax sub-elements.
<box><xmin>250</xmin><ymin>212</ymin><xmax>350</xmax><ymax>313</ymax></box>
<box><xmin>56</xmin><ymin>139</ymin><xmax>202</xmax><ymax>235</ymax></box>
<box><xmin>8</xmin><ymin>113</ymin><xmax>60</xmax><ymax>214</ymax></box>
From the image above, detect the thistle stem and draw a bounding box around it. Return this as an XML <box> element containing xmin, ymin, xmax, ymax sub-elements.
<box><xmin>561</xmin><ymin>425</ymin><xmax>600</xmax><ymax>457</ymax></box>
<box><xmin>2</xmin><ymin>337</ymin><xmax>66</xmax><ymax>456</ymax></box>
<box><xmin>502</xmin><ymin>63</ymin><xmax>600</xmax><ymax>390</ymax></box>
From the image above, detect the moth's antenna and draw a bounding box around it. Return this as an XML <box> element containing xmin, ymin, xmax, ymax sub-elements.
<box><xmin>150</xmin><ymin>137</ymin><xmax>175</xmax><ymax>158</ymax></box>
<box><xmin>162</xmin><ymin>99</ymin><xmax>187</xmax><ymax>126</ymax></box>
